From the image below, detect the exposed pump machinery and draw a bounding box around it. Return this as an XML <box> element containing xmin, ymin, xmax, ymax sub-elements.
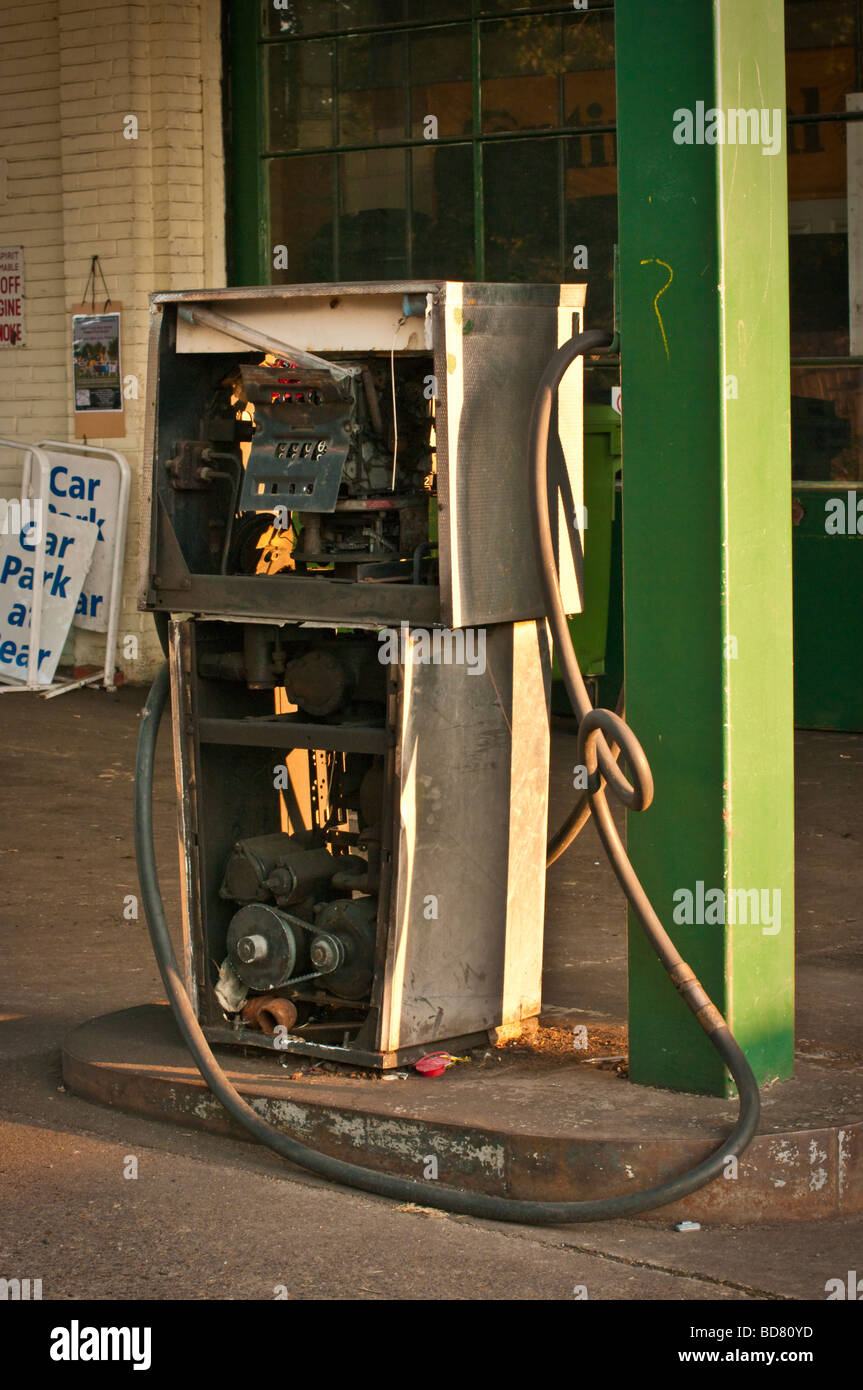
<box><xmin>135</xmin><ymin>281</ymin><xmax>760</xmax><ymax>1222</ymax></box>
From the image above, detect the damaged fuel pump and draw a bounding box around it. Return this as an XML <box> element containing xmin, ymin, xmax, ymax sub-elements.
<box><xmin>135</xmin><ymin>284</ymin><xmax>760</xmax><ymax>1221</ymax></box>
<box><xmin>140</xmin><ymin>283</ymin><xmax>570</xmax><ymax>1067</ymax></box>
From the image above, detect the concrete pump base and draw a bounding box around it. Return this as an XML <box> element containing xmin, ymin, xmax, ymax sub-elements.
<box><xmin>63</xmin><ymin>1003</ymin><xmax>863</xmax><ymax>1224</ymax></box>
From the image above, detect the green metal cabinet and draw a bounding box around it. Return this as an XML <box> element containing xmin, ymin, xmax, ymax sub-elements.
<box><xmin>792</xmin><ymin>483</ymin><xmax>863</xmax><ymax>731</ymax></box>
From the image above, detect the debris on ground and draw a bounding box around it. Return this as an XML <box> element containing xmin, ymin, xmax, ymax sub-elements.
<box><xmin>414</xmin><ymin>1052</ymin><xmax>468</xmax><ymax>1078</ymax></box>
<box><xmin>493</xmin><ymin>1022</ymin><xmax>629</xmax><ymax>1075</ymax></box>
<box><xmin>246</xmin><ymin>1021</ymin><xmax>630</xmax><ymax>1083</ymax></box>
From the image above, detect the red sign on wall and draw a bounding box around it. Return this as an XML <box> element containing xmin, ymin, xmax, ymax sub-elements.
<box><xmin>0</xmin><ymin>246</ymin><xmax>24</xmax><ymax>348</ymax></box>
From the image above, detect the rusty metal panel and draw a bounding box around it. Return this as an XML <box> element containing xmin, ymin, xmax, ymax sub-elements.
<box><xmin>378</xmin><ymin>619</ymin><xmax>551</xmax><ymax>1052</ymax></box>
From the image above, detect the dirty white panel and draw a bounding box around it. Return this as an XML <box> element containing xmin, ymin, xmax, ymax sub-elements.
<box><xmin>436</xmin><ymin>281</ymin><xmax>586</xmax><ymax>628</ymax></box>
<box><xmin>501</xmin><ymin>618</ymin><xmax>551</xmax><ymax>1024</ymax></box>
<box><xmin>169</xmin><ymin>283</ymin><xmax>436</xmax><ymax>355</ymax></box>
<box><xmin>379</xmin><ymin>621</ymin><xmax>550</xmax><ymax>1051</ymax></box>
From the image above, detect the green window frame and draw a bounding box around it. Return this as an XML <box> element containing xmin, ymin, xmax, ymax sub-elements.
<box><xmin>226</xmin><ymin>0</ymin><xmax>617</xmax><ymax>301</ymax></box>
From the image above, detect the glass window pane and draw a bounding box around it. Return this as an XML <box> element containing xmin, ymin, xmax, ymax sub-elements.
<box><xmin>565</xmin><ymin>136</ymin><xmax>617</xmax><ymax>328</ymax></box>
<box><xmin>266</xmin><ymin>2</ymin><xmax>400</xmax><ymax>38</ymax></box>
<box><xmin>483</xmin><ymin>136</ymin><xmax>560</xmax><ymax>282</ymax></box>
<box><xmin>562</xmin><ymin>7</ymin><xmax>616</xmax><ymax>74</ymax></box>
<box><xmin>790</xmin><ymin>367</ymin><xmax>862</xmax><ymax>481</ymax></box>
<box><xmin>338</xmin><ymin>32</ymin><xmax>406</xmax><ymax>144</ymax></box>
<box><xmin>334</xmin><ymin>0</ymin><xmax>408</xmax><ymax>29</ymax></box>
<box><xmin>338</xmin><ymin>0</ymin><xmax>467</xmax><ymax>25</ymax></box>
<box><xmin>338</xmin><ymin>147</ymin><xmax>409</xmax><ymax>277</ymax></box>
<box><xmin>480</xmin><ymin>0</ymin><xmax>588</xmax><ymax>11</ymax></box>
<box><xmin>268</xmin><ymin>154</ymin><xmax>336</xmax><ymax>282</ymax></box>
<box><xmin>787</xmin><ymin>36</ymin><xmax>856</xmax><ymax>132</ymax></box>
<box><xmin>563</xmin><ymin>68</ymin><xmax>614</xmax><ymax>168</ymax></box>
<box><xmin>481</xmin><ymin>17</ymin><xmax>560</xmax><ymax>133</ymax></box>
<box><xmin>266</xmin><ymin>1</ymin><xmax>469</xmax><ymax>36</ymax></box>
<box><xmin>789</xmin><ymin>227</ymin><xmax>849</xmax><ymax>356</ymax></box>
<box><xmin>785</xmin><ymin>0</ymin><xmax>856</xmax><ymax>49</ymax></box>
<box><xmin>481</xmin><ymin>12</ymin><xmax>613</xmax><ymax>135</ymax></box>
<box><xmin>564</xmin><ymin>108</ymin><xmax>616</xmax><ymax>195</ymax></box>
<box><xmin>409</xmin><ymin>24</ymin><xmax>473</xmax><ymax>139</ymax></box>
<box><xmin>266</xmin><ymin>1</ymin><xmax>326</xmax><ymax>39</ymax></box>
<box><xmin>788</xmin><ymin>110</ymin><xmax>848</xmax><ymax>355</ymax></box>
<box><xmin>412</xmin><ymin>144</ymin><xmax>475</xmax><ymax>278</ymax></box>
<box><xmin>267</xmin><ymin>41</ymin><xmax>334</xmax><ymax>151</ymax></box>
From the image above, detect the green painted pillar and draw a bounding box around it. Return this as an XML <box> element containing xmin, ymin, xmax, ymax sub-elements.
<box><xmin>615</xmin><ymin>0</ymin><xmax>794</xmax><ymax>1095</ymax></box>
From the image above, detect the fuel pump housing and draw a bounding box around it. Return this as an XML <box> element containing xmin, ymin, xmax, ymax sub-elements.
<box><xmin>140</xmin><ymin>281</ymin><xmax>587</xmax><ymax>1067</ymax></box>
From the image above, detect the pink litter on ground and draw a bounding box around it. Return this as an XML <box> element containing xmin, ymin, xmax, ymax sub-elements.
<box><xmin>414</xmin><ymin>1052</ymin><xmax>455</xmax><ymax>1077</ymax></box>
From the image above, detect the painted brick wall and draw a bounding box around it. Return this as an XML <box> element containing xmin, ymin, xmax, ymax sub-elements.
<box><xmin>0</xmin><ymin>5</ymin><xmax>66</xmax><ymax>455</ymax></box>
<box><xmin>0</xmin><ymin>0</ymin><xmax>226</xmax><ymax>681</ymax></box>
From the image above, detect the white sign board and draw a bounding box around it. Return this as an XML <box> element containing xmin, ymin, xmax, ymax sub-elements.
<box><xmin>0</xmin><ymin>514</ymin><xmax>97</xmax><ymax>685</ymax></box>
<box><xmin>40</xmin><ymin>449</ymin><xmax>119</xmax><ymax>632</ymax></box>
<box><xmin>611</xmin><ymin>387</ymin><xmax>621</xmax><ymax>415</ymax></box>
<box><xmin>0</xmin><ymin>246</ymin><xmax>24</xmax><ymax>347</ymax></box>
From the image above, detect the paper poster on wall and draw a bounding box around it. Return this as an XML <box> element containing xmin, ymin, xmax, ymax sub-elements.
<box><xmin>40</xmin><ymin>447</ymin><xmax>119</xmax><ymax>633</ymax></box>
<box><xmin>0</xmin><ymin>246</ymin><xmax>25</xmax><ymax>348</ymax></box>
<box><xmin>72</xmin><ymin>303</ymin><xmax>125</xmax><ymax>438</ymax></box>
<box><xmin>73</xmin><ymin>310</ymin><xmax>121</xmax><ymax>411</ymax></box>
<box><xmin>0</xmin><ymin>513</ymin><xmax>97</xmax><ymax>686</ymax></box>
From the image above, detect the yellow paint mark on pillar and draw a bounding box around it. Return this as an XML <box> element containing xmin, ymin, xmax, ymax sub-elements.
<box><xmin>640</xmin><ymin>258</ymin><xmax>673</xmax><ymax>360</ymax></box>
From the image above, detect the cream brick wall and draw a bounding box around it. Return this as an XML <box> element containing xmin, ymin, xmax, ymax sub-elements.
<box><xmin>0</xmin><ymin>0</ymin><xmax>226</xmax><ymax>682</ymax></box>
